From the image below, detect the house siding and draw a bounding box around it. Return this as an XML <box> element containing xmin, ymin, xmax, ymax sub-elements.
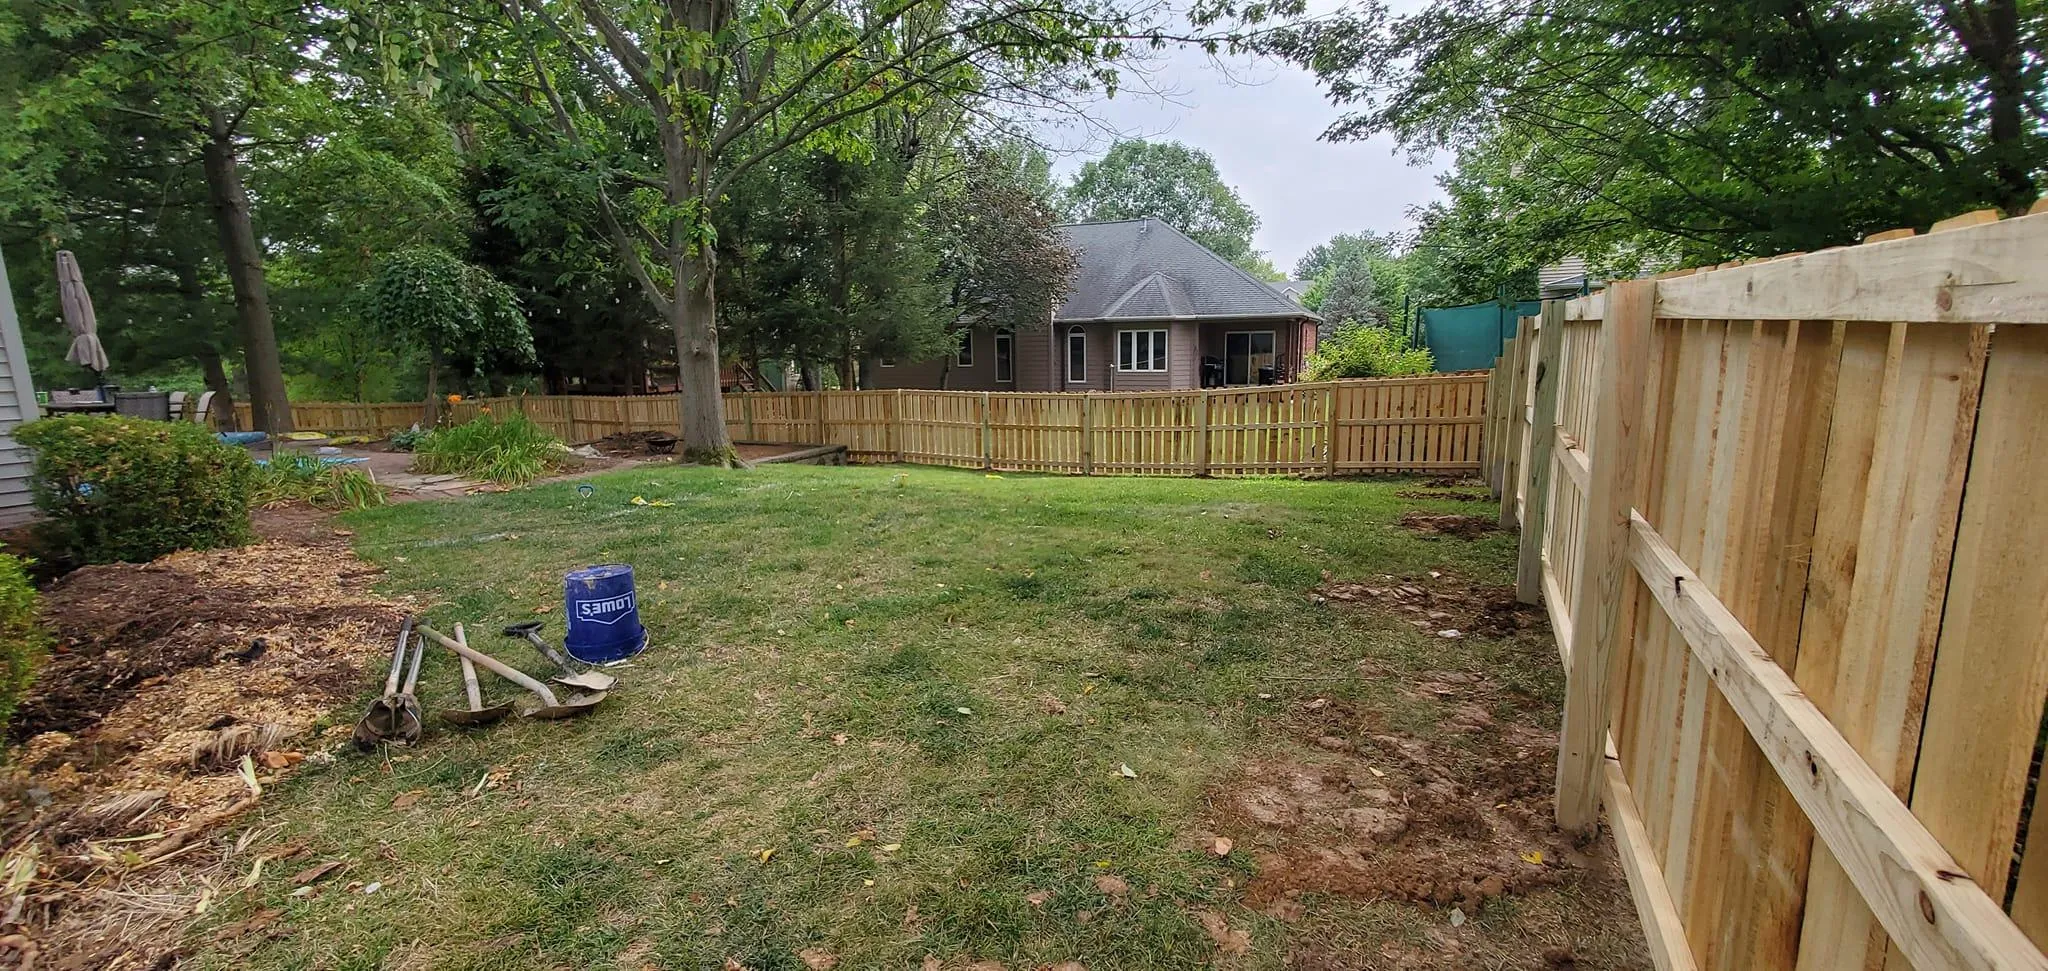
<box><xmin>0</xmin><ymin>253</ymin><xmax>39</xmax><ymax>520</ymax></box>
<box><xmin>871</xmin><ymin>317</ymin><xmax>1316</xmax><ymax>392</ymax></box>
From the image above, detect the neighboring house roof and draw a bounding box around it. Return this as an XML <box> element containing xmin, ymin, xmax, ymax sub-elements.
<box><xmin>1273</xmin><ymin>279</ymin><xmax>1316</xmax><ymax>304</ymax></box>
<box><xmin>1054</xmin><ymin>219</ymin><xmax>1321</xmax><ymax>324</ymax></box>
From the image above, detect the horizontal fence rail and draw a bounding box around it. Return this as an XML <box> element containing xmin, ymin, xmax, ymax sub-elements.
<box><xmin>234</xmin><ymin>375</ymin><xmax>1489</xmax><ymax>477</ymax></box>
<box><xmin>1501</xmin><ymin>205</ymin><xmax>2048</xmax><ymax>970</ymax></box>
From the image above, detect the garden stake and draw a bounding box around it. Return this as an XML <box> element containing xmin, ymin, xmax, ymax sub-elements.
<box><xmin>440</xmin><ymin>623</ymin><xmax>512</xmax><ymax>726</ymax></box>
<box><xmin>500</xmin><ymin>620</ymin><xmax>617</xmax><ymax>692</ymax></box>
<box><xmin>416</xmin><ymin>624</ymin><xmax>607</xmax><ymax>720</ymax></box>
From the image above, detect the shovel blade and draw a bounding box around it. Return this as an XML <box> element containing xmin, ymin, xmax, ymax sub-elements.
<box><xmin>519</xmin><ymin>690</ymin><xmax>608</xmax><ymax>720</ymax></box>
<box><xmin>551</xmin><ymin>671</ymin><xmax>617</xmax><ymax>692</ymax></box>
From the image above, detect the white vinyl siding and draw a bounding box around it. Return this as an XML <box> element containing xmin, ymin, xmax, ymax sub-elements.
<box><xmin>1117</xmin><ymin>329</ymin><xmax>1168</xmax><ymax>372</ymax></box>
<box><xmin>0</xmin><ymin>250</ymin><xmax>39</xmax><ymax>517</ymax></box>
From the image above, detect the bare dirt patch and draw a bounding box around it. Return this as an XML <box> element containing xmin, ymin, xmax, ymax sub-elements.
<box><xmin>1394</xmin><ymin>490</ymin><xmax>1491</xmax><ymax>504</ymax></box>
<box><xmin>1397</xmin><ymin>512</ymin><xmax>1497</xmax><ymax>540</ymax></box>
<box><xmin>2</xmin><ymin>508</ymin><xmax>410</xmax><ymax>968</ymax></box>
<box><xmin>1315</xmin><ymin>572</ymin><xmax>1545</xmax><ymax>640</ymax></box>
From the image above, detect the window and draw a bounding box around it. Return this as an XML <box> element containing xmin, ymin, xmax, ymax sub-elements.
<box><xmin>880</xmin><ymin>357</ymin><xmax>897</xmax><ymax>368</ymax></box>
<box><xmin>994</xmin><ymin>330</ymin><xmax>1014</xmax><ymax>383</ymax></box>
<box><xmin>1117</xmin><ymin>329</ymin><xmax>1168</xmax><ymax>372</ymax></box>
<box><xmin>955</xmin><ymin>332</ymin><xmax>974</xmax><ymax>367</ymax></box>
<box><xmin>1224</xmin><ymin>331</ymin><xmax>1276</xmax><ymax>385</ymax></box>
<box><xmin>1066</xmin><ymin>326</ymin><xmax>1087</xmax><ymax>383</ymax></box>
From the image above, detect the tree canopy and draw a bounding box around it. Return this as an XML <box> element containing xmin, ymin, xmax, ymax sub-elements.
<box><xmin>1062</xmin><ymin>139</ymin><xmax>1268</xmax><ymax>269</ymax></box>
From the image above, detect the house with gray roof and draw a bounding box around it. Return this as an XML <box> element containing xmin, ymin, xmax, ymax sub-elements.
<box><xmin>868</xmin><ymin>218</ymin><xmax>1322</xmax><ymax>392</ymax></box>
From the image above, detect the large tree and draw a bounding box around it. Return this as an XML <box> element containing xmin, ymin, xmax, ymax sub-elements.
<box><xmin>1242</xmin><ymin>0</ymin><xmax>2046</xmax><ymax>265</ymax></box>
<box><xmin>1062</xmin><ymin>139</ymin><xmax>1265</xmax><ymax>268</ymax></box>
<box><xmin>0</xmin><ymin>0</ymin><xmax>344</xmax><ymax>432</ymax></box>
<box><xmin>367</xmin><ymin>0</ymin><xmax>1144</xmax><ymax>461</ymax></box>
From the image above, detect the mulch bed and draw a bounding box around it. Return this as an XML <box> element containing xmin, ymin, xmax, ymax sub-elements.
<box><xmin>0</xmin><ymin>509</ymin><xmax>411</xmax><ymax>968</ymax></box>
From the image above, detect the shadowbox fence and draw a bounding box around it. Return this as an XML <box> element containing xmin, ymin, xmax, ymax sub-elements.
<box><xmin>241</xmin><ymin>376</ymin><xmax>1489</xmax><ymax>477</ymax></box>
<box><xmin>1481</xmin><ymin>204</ymin><xmax>2048</xmax><ymax>970</ymax></box>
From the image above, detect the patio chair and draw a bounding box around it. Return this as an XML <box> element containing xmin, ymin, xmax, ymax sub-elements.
<box><xmin>167</xmin><ymin>390</ymin><xmax>188</xmax><ymax>421</ymax></box>
<box><xmin>191</xmin><ymin>390</ymin><xmax>215</xmax><ymax>426</ymax></box>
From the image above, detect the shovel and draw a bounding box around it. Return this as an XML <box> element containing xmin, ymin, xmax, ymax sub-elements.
<box><xmin>417</xmin><ymin>624</ymin><xmax>607</xmax><ymax>720</ymax></box>
<box><xmin>501</xmin><ymin>621</ymin><xmax>617</xmax><ymax>692</ymax></box>
<box><xmin>354</xmin><ymin>617</ymin><xmax>425</xmax><ymax>750</ymax></box>
<box><xmin>439</xmin><ymin>624</ymin><xmax>512</xmax><ymax>726</ymax></box>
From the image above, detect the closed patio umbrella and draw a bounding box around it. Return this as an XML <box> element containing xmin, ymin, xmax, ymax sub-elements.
<box><xmin>55</xmin><ymin>250</ymin><xmax>109</xmax><ymax>375</ymax></box>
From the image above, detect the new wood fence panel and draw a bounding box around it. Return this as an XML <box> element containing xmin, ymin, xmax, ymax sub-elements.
<box><xmin>1522</xmin><ymin>209</ymin><xmax>2048</xmax><ymax>971</ymax></box>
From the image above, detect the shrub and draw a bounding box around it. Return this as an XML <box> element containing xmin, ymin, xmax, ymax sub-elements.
<box><xmin>251</xmin><ymin>455</ymin><xmax>387</xmax><ymax>511</ymax></box>
<box><xmin>0</xmin><ymin>553</ymin><xmax>46</xmax><ymax>733</ymax></box>
<box><xmin>1302</xmin><ymin>324</ymin><xmax>1434</xmax><ymax>381</ymax></box>
<box><xmin>16</xmin><ymin>415</ymin><xmax>255</xmax><ymax>564</ymax></box>
<box><xmin>388</xmin><ymin>425</ymin><xmax>427</xmax><ymax>452</ymax></box>
<box><xmin>411</xmin><ymin>413</ymin><xmax>563</xmax><ymax>485</ymax></box>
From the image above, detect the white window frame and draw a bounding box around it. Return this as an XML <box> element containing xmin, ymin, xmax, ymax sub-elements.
<box><xmin>880</xmin><ymin>357</ymin><xmax>897</xmax><ymax>368</ymax></box>
<box><xmin>1066</xmin><ymin>326</ymin><xmax>1087</xmax><ymax>384</ymax></box>
<box><xmin>994</xmin><ymin>329</ymin><xmax>1014</xmax><ymax>383</ymax></box>
<box><xmin>1117</xmin><ymin>328</ymin><xmax>1169</xmax><ymax>372</ymax></box>
<box><xmin>955</xmin><ymin>332</ymin><xmax>974</xmax><ymax>367</ymax></box>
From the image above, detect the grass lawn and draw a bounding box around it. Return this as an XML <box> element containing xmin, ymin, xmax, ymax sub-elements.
<box><xmin>188</xmin><ymin>464</ymin><xmax>1645</xmax><ymax>970</ymax></box>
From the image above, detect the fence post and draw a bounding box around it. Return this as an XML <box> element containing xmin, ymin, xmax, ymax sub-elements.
<box><xmin>1554</xmin><ymin>278</ymin><xmax>1655</xmax><ymax>835</ymax></box>
<box><xmin>1517</xmin><ymin>303</ymin><xmax>1566</xmax><ymax>605</ymax></box>
<box><xmin>814</xmin><ymin>388</ymin><xmax>827</xmax><ymax>444</ymax></box>
<box><xmin>1080</xmin><ymin>393</ymin><xmax>1094</xmax><ymax>475</ymax></box>
<box><xmin>1193</xmin><ymin>390</ymin><xmax>1210</xmax><ymax>477</ymax></box>
<box><xmin>1500</xmin><ymin>334</ymin><xmax>1531</xmax><ymax>530</ymax></box>
<box><xmin>744</xmin><ymin>394</ymin><xmax>757</xmax><ymax>440</ymax></box>
<box><xmin>980</xmin><ymin>391</ymin><xmax>993</xmax><ymax>469</ymax></box>
<box><xmin>893</xmin><ymin>389</ymin><xmax>905</xmax><ymax>463</ymax></box>
<box><xmin>1324</xmin><ymin>383</ymin><xmax>1340</xmax><ymax>477</ymax></box>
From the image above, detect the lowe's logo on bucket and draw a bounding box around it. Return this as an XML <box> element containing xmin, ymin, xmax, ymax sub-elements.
<box><xmin>575</xmin><ymin>591</ymin><xmax>636</xmax><ymax>624</ymax></box>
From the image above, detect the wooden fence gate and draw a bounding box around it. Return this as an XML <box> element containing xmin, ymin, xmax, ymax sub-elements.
<box><xmin>1486</xmin><ymin>205</ymin><xmax>2048</xmax><ymax>969</ymax></box>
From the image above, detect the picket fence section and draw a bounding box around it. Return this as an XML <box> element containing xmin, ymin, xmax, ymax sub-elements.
<box><xmin>255</xmin><ymin>375</ymin><xmax>1487</xmax><ymax>477</ymax></box>
<box><xmin>1484</xmin><ymin>205</ymin><xmax>2048</xmax><ymax>971</ymax></box>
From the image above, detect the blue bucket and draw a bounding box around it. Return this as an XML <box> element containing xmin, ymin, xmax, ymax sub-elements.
<box><xmin>563</xmin><ymin>564</ymin><xmax>647</xmax><ymax>665</ymax></box>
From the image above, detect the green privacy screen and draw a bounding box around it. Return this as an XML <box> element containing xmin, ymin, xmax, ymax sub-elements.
<box><xmin>1420</xmin><ymin>300</ymin><xmax>1541</xmax><ymax>372</ymax></box>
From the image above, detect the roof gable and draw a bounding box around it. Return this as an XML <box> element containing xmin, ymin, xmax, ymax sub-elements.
<box><xmin>1054</xmin><ymin>219</ymin><xmax>1319</xmax><ymax>323</ymax></box>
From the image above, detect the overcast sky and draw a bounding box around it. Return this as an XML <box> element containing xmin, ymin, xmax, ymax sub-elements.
<box><xmin>1042</xmin><ymin>7</ymin><xmax>1446</xmax><ymax>277</ymax></box>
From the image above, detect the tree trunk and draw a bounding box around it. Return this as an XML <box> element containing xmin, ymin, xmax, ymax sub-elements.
<box><xmin>673</xmin><ymin>247</ymin><xmax>732</xmax><ymax>462</ymax></box>
<box><xmin>423</xmin><ymin>349</ymin><xmax>442</xmax><ymax>426</ymax></box>
<box><xmin>201</xmin><ymin>107</ymin><xmax>293</xmax><ymax>434</ymax></box>
<box><xmin>196</xmin><ymin>347</ymin><xmax>238</xmax><ymax>432</ymax></box>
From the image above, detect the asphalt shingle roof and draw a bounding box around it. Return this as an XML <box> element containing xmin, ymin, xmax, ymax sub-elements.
<box><xmin>1054</xmin><ymin>219</ymin><xmax>1320</xmax><ymax>323</ymax></box>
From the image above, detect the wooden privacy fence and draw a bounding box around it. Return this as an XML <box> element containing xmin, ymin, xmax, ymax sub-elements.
<box><xmin>1487</xmin><ymin>205</ymin><xmax>2048</xmax><ymax>970</ymax></box>
<box><xmin>255</xmin><ymin>375</ymin><xmax>1489</xmax><ymax>476</ymax></box>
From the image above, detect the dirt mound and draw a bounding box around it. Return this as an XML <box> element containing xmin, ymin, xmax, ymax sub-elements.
<box><xmin>1423</xmin><ymin>475</ymin><xmax>1482</xmax><ymax>490</ymax></box>
<box><xmin>597</xmin><ymin>430</ymin><xmax>678</xmax><ymax>456</ymax></box>
<box><xmin>1398</xmin><ymin>512</ymin><xmax>1497</xmax><ymax>540</ymax></box>
<box><xmin>1394</xmin><ymin>489</ymin><xmax>1491</xmax><ymax>503</ymax></box>
<box><xmin>2</xmin><ymin>513</ymin><xmax>410</xmax><ymax>968</ymax></box>
<box><xmin>1315</xmin><ymin>572</ymin><xmax>1545</xmax><ymax>640</ymax></box>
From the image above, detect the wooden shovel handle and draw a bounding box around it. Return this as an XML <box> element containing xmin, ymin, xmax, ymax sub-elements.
<box><xmin>455</xmin><ymin>624</ymin><xmax>483</xmax><ymax>710</ymax></box>
<box><xmin>417</xmin><ymin>624</ymin><xmax>559</xmax><ymax>707</ymax></box>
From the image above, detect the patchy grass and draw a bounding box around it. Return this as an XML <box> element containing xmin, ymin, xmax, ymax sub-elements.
<box><xmin>185</xmin><ymin>465</ymin><xmax>1646</xmax><ymax>970</ymax></box>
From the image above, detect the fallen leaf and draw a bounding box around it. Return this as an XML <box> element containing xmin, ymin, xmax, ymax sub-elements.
<box><xmin>1449</xmin><ymin>907</ymin><xmax>1467</xmax><ymax>927</ymax></box>
<box><xmin>1305</xmin><ymin>697</ymin><xmax>1331</xmax><ymax>711</ymax></box>
<box><xmin>724</xmin><ymin>959</ymin><xmax>751</xmax><ymax>971</ymax></box>
<box><xmin>1093</xmin><ymin>874</ymin><xmax>1128</xmax><ymax>897</ymax></box>
<box><xmin>391</xmin><ymin>790</ymin><xmax>425</xmax><ymax>810</ymax></box>
<box><xmin>955</xmin><ymin>706</ymin><xmax>973</xmax><ymax>715</ymax></box>
<box><xmin>1195</xmin><ymin>909</ymin><xmax>1251</xmax><ymax>953</ymax></box>
<box><xmin>757</xmin><ymin>848</ymin><xmax>777</xmax><ymax>863</ymax></box>
<box><xmin>1039</xmin><ymin>695</ymin><xmax>1068</xmax><ymax>714</ymax></box>
<box><xmin>1369</xmin><ymin>766</ymin><xmax>1386</xmax><ymax>778</ymax></box>
<box><xmin>1198</xmin><ymin>570</ymin><xmax>1213</xmax><ymax>581</ymax></box>
<box><xmin>1521</xmin><ymin>850</ymin><xmax>1545</xmax><ymax>865</ymax></box>
<box><xmin>1118</xmin><ymin>763</ymin><xmax>1137</xmax><ymax>779</ymax></box>
<box><xmin>880</xmin><ymin>842</ymin><xmax>902</xmax><ymax>852</ymax></box>
<box><xmin>259</xmin><ymin>751</ymin><xmax>291</xmax><ymax>770</ymax></box>
<box><xmin>533</xmin><ymin>604</ymin><xmax>554</xmax><ymax>613</ymax></box>
<box><xmin>1081</xmin><ymin>683</ymin><xmax>1096</xmax><ymax>696</ymax></box>
<box><xmin>799</xmin><ymin>948</ymin><xmax>839</xmax><ymax>969</ymax></box>
<box><xmin>1210</xmin><ymin>836</ymin><xmax>1233</xmax><ymax>857</ymax></box>
<box><xmin>291</xmin><ymin>860</ymin><xmax>344</xmax><ymax>886</ymax></box>
<box><xmin>362</xmin><ymin>881</ymin><xmax>382</xmax><ymax>895</ymax></box>
<box><xmin>831</xmin><ymin>733</ymin><xmax>849</xmax><ymax>746</ymax></box>
<box><xmin>922</xmin><ymin>958</ymin><xmax>942</xmax><ymax>971</ymax></box>
<box><xmin>1025</xmin><ymin>889</ymin><xmax>1053</xmax><ymax>907</ymax></box>
<box><xmin>863</xmin><ymin>879</ymin><xmax>875</xmax><ymax>887</ymax></box>
<box><xmin>1039</xmin><ymin>962</ymin><xmax>1087</xmax><ymax>971</ymax></box>
<box><xmin>1438</xmin><ymin>629</ymin><xmax>1462</xmax><ymax>639</ymax></box>
<box><xmin>217</xmin><ymin>907</ymin><xmax>281</xmax><ymax>940</ymax></box>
